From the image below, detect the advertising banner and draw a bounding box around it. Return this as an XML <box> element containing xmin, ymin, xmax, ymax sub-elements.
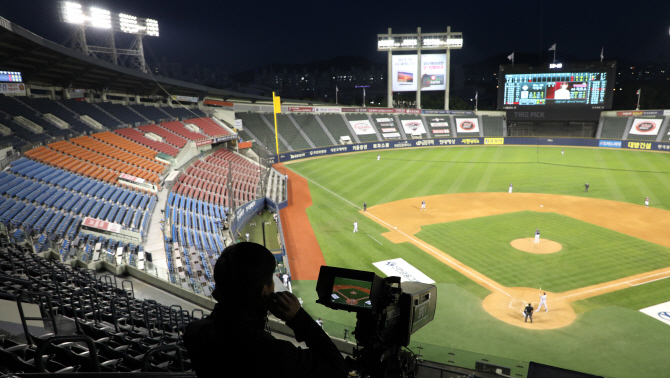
<box><xmin>381</xmin><ymin>128</ymin><xmax>396</xmax><ymax>132</ymax></box>
<box><xmin>382</xmin><ymin>132</ymin><xmax>401</xmax><ymax>138</ymax></box>
<box><xmin>0</xmin><ymin>83</ymin><xmax>27</xmax><ymax>96</ymax></box>
<box><xmin>484</xmin><ymin>138</ymin><xmax>504</xmax><ymax>145</ymax></box>
<box><xmin>314</xmin><ymin>107</ymin><xmax>341</xmax><ymax>113</ymax></box>
<box><xmin>83</xmin><ymin>217</ymin><xmax>121</xmax><ymax>233</ymax></box>
<box><xmin>373</xmin><ymin>258</ymin><xmax>435</xmax><ymax>284</ymax></box>
<box><xmin>119</xmin><ymin>173</ymin><xmax>145</xmax><ymax>184</ymax></box>
<box><xmin>629</xmin><ymin>118</ymin><xmax>661</xmax><ymax>135</ymax></box>
<box><xmin>377</xmin><ymin>118</ymin><xmax>393</xmax><ymax>123</ymax></box>
<box><xmin>196</xmin><ymin>139</ymin><xmax>213</xmax><ymax>146</ymax></box>
<box><xmin>172</xmin><ymin>95</ymin><xmax>198</xmax><ymax>103</ymax></box>
<box><xmin>430</xmin><ymin>122</ymin><xmax>449</xmax><ymax>127</ymax></box>
<box><xmin>456</xmin><ymin>118</ymin><xmax>480</xmax><ymax>133</ymax></box>
<box><xmin>400</xmin><ymin>119</ymin><xmax>426</xmax><ymax>135</ymax></box>
<box><xmin>640</xmin><ymin>301</ymin><xmax>670</xmax><ymax>327</ymax></box>
<box><xmin>234</xmin><ymin>119</ymin><xmax>243</xmax><ymax>128</ymax></box>
<box><xmin>392</xmin><ymin>54</ymin><xmax>447</xmax><ymax>92</ymax></box>
<box><xmin>432</xmin><ymin>129</ymin><xmax>450</xmax><ymax>134</ymax></box>
<box><xmin>599</xmin><ymin>140</ymin><xmax>622</xmax><ymax>148</ymax></box>
<box><xmin>203</xmin><ymin>99</ymin><xmax>233</xmax><ymax>107</ymax></box>
<box><xmin>349</xmin><ymin>120</ymin><xmax>376</xmax><ymax>135</ymax></box>
<box><xmin>617</xmin><ymin>110</ymin><xmax>663</xmax><ymax>117</ymax></box>
<box><xmin>287</xmin><ymin>107</ymin><xmax>313</xmax><ymax>112</ymax></box>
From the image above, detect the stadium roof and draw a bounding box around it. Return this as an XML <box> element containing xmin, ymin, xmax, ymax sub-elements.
<box><xmin>0</xmin><ymin>15</ymin><xmax>273</xmax><ymax>102</ymax></box>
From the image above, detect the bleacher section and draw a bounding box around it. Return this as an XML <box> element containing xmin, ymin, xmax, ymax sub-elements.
<box><xmin>1</xmin><ymin>158</ymin><xmax>155</xmax><ymax>255</ymax></box>
<box><xmin>161</xmin><ymin>106</ymin><xmax>205</xmax><ymax>120</ymax></box>
<box><xmin>185</xmin><ymin>117</ymin><xmax>230</xmax><ymax>138</ymax></box>
<box><xmin>115</xmin><ymin>128</ymin><xmax>180</xmax><ymax>157</ymax></box>
<box><xmin>138</xmin><ymin>124</ymin><xmax>188</xmax><ymax>149</ymax></box>
<box><xmin>172</xmin><ymin>149</ymin><xmax>259</xmax><ymax>209</ymax></box>
<box><xmin>236</xmin><ymin>113</ymin><xmax>289</xmax><ymax>151</ymax></box>
<box><xmin>0</xmin><ymin>242</ymin><xmax>197</xmax><ymax>373</ymax></box>
<box><xmin>0</xmin><ymin>94</ymin><xmax>73</xmax><ymax>139</ymax></box>
<box><xmin>96</xmin><ymin>102</ymin><xmax>147</xmax><ymax>126</ymax></box>
<box><xmin>482</xmin><ymin>115</ymin><xmax>505</xmax><ymax>136</ymax></box>
<box><xmin>344</xmin><ymin>114</ymin><xmax>379</xmax><ymax>143</ymax></box>
<box><xmin>128</xmin><ymin>104</ymin><xmax>172</xmax><ymax>123</ymax></box>
<box><xmin>600</xmin><ymin>117</ymin><xmax>628</xmax><ymax>139</ymax></box>
<box><xmin>291</xmin><ymin>114</ymin><xmax>333</xmax><ymax>147</ymax></box>
<box><xmin>276</xmin><ymin>114</ymin><xmax>312</xmax><ymax>150</ymax></box>
<box><xmin>60</xmin><ymin>99</ymin><xmax>123</xmax><ymax>129</ymax></box>
<box><xmin>160</xmin><ymin>121</ymin><xmax>209</xmax><ymax>141</ymax></box>
<box><xmin>317</xmin><ymin>114</ymin><xmax>354</xmax><ymax>144</ymax></box>
<box><xmin>16</xmin><ymin>97</ymin><xmax>98</xmax><ymax>135</ymax></box>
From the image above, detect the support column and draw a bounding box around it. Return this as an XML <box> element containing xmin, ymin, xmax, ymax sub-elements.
<box><xmin>387</xmin><ymin>28</ymin><xmax>393</xmax><ymax>109</ymax></box>
<box><xmin>416</xmin><ymin>27</ymin><xmax>422</xmax><ymax>110</ymax></box>
<box><xmin>444</xmin><ymin>26</ymin><xmax>451</xmax><ymax>110</ymax></box>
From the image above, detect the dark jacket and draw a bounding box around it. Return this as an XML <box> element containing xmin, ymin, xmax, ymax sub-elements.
<box><xmin>184</xmin><ymin>305</ymin><xmax>347</xmax><ymax>378</ymax></box>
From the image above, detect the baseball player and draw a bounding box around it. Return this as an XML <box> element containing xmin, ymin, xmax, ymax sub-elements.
<box><xmin>509</xmin><ymin>183</ymin><xmax>513</xmax><ymax>193</ymax></box>
<box><xmin>353</xmin><ymin>221</ymin><xmax>358</xmax><ymax>233</ymax></box>
<box><xmin>584</xmin><ymin>182</ymin><xmax>589</xmax><ymax>192</ymax></box>
<box><xmin>377</xmin><ymin>154</ymin><xmax>380</xmax><ymax>161</ymax></box>
<box><xmin>316</xmin><ymin>318</ymin><xmax>324</xmax><ymax>328</ymax></box>
<box><xmin>245</xmin><ymin>233</ymin><xmax>250</xmax><ymax>242</ymax></box>
<box><xmin>645</xmin><ymin>197</ymin><xmax>649</xmax><ymax>208</ymax></box>
<box><xmin>363</xmin><ymin>202</ymin><xmax>367</xmax><ymax>212</ymax></box>
<box><xmin>561</xmin><ymin>149</ymin><xmax>564</xmax><ymax>156</ymax></box>
<box><xmin>421</xmin><ymin>200</ymin><xmax>426</xmax><ymax>211</ymax></box>
<box><xmin>282</xmin><ymin>273</ymin><xmax>289</xmax><ymax>287</ymax></box>
<box><xmin>524</xmin><ymin>303</ymin><xmax>534</xmax><ymax>323</ymax></box>
<box><xmin>537</xmin><ymin>292</ymin><xmax>548</xmax><ymax>312</ymax></box>
<box><xmin>534</xmin><ymin>228</ymin><xmax>540</xmax><ymax>244</ymax></box>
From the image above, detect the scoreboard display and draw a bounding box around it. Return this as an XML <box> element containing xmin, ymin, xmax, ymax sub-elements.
<box><xmin>498</xmin><ymin>62</ymin><xmax>616</xmax><ymax>121</ymax></box>
<box><xmin>0</xmin><ymin>71</ymin><xmax>22</xmax><ymax>83</ymax></box>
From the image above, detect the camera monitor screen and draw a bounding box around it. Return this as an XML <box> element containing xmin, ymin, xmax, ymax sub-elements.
<box><xmin>330</xmin><ymin>277</ymin><xmax>373</xmax><ymax>309</ymax></box>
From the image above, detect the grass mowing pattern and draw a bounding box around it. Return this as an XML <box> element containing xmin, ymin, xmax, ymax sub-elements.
<box><xmin>416</xmin><ymin>211</ymin><xmax>670</xmax><ymax>292</ymax></box>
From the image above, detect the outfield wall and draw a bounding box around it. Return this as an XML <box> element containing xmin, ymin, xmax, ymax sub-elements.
<box><xmin>268</xmin><ymin>137</ymin><xmax>670</xmax><ymax>163</ymax></box>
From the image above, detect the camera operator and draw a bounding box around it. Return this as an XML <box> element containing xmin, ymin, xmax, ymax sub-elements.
<box><xmin>184</xmin><ymin>242</ymin><xmax>347</xmax><ymax>377</ymax></box>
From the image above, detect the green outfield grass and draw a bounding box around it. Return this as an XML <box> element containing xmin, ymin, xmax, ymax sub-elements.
<box><xmin>286</xmin><ymin>146</ymin><xmax>670</xmax><ymax>378</ymax></box>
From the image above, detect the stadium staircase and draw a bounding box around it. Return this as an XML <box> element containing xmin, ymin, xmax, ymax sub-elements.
<box><xmin>60</xmin><ymin>100</ymin><xmax>124</xmax><ymax>130</ymax></box>
<box><xmin>296</xmin><ymin>114</ymin><xmax>337</xmax><ymax>147</ymax></box>
<box><xmin>420</xmin><ymin>115</ymin><xmax>433</xmax><ymax>138</ymax></box>
<box><xmin>313</xmin><ymin>115</ymin><xmax>338</xmax><ymax>145</ymax></box>
<box><xmin>275</xmin><ymin>114</ymin><xmax>312</xmax><ymax>151</ymax></box>
<box><xmin>393</xmin><ymin>116</ymin><xmax>408</xmax><ymax>139</ymax></box>
<box><xmin>364</xmin><ymin>114</ymin><xmax>384</xmax><ymax>142</ymax></box>
<box><xmin>286</xmin><ymin>114</ymin><xmax>316</xmax><ymax>149</ymax></box>
<box><xmin>260</xmin><ymin>114</ymin><xmax>292</xmax><ymax>152</ymax></box>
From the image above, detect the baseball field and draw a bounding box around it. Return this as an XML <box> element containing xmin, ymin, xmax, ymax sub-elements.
<box><xmin>277</xmin><ymin>145</ymin><xmax>670</xmax><ymax>378</ymax></box>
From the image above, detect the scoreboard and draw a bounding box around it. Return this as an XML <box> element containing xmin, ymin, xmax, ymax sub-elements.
<box><xmin>502</xmin><ymin>72</ymin><xmax>607</xmax><ymax>106</ymax></box>
<box><xmin>498</xmin><ymin>61</ymin><xmax>616</xmax><ymax>121</ymax></box>
<box><xmin>0</xmin><ymin>71</ymin><xmax>22</xmax><ymax>83</ymax></box>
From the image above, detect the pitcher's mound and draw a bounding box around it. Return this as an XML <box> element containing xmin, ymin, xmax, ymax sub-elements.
<box><xmin>511</xmin><ymin>238</ymin><xmax>562</xmax><ymax>254</ymax></box>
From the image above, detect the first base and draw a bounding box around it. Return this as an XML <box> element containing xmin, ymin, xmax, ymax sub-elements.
<box><xmin>394</xmin><ymin>227</ymin><xmax>397</xmax><ymax>229</ymax></box>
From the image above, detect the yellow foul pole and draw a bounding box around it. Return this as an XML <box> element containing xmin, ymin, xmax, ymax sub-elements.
<box><xmin>272</xmin><ymin>92</ymin><xmax>281</xmax><ymax>162</ymax></box>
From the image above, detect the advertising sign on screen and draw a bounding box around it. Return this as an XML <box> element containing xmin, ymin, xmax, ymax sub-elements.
<box><xmin>377</xmin><ymin>118</ymin><xmax>393</xmax><ymax>123</ymax></box>
<box><xmin>82</xmin><ymin>217</ymin><xmax>122</xmax><ymax>233</ymax></box>
<box><xmin>400</xmin><ymin>119</ymin><xmax>426</xmax><ymax>134</ymax></box>
<box><xmin>381</xmin><ymin>128</ymin><xmax>396</xmax><ymax>132</ymax></box>
<box><xmin>431</xmin><ymin>122</ymin><xmax>449</xmax><ymax>127</ymax></box>
<box><xmin>432</xmin><ymin>129</ymin><xmax>450</xmax><ymax>134</ymax></box>
<box><xmin>0</xmin><ymin>83</ymin><xmax>27</xmax><ymax>96</ymax></box>
<box><xmin>629</xmin><ymin>118</ymin><xmax>661</xmax><ymax>135</ymax></box>
<box><xmin>349</xmin><ymin>120</ymin><xmax>376</xmax><ymax>135</ymax></box>
<box><xmin>392</xmin><ymin>54</ymin><xmax>447</xmax><ymax>92</ymax></box>
<box><xmin>456</xmin><ymin>118</ymin><xmax>480</xmax><ymax>133</ymax></box>
<box><xmin>382</xmin><ymin>132</ymin><xmax>401</xmax><ymax>138</ymax></box>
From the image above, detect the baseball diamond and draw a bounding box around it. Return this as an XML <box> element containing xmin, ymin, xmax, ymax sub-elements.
<box><xmin>278</xmin><ymin>145</ymin><xmax>670</xmax><ymax>378</ymax></box>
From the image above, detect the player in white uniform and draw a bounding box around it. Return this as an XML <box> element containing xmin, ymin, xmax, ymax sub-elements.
<box><xmin>645</xmin><ymin>197</ymin><xmax>649</xmax><ymax>208</ymax></box>
<box><xmin>534</xmin><ymin>228</ymin><xmax>540</xmax><ymax>244</ymax></box>
<box><xmin>561</xmin><ymin>149</ymin><xmax>564</xmax><ymax>156</ymax></box>
<box><xmin>245</xmin><ymin>233</ymin><xmax>250</xmax><ymax>242</ymax></box>
<box><xmin>353</xmin><ymin>221</ymin><xmax>358</xmax><ymax>233</ymax></box>
<box><xmin>377</xmin><ymin>154</ymin><xmax>380</xmax><ymax>161</ymax></box>
<box><xmin>509</xmin><ymin>184</ymin><xmax>513</xmax><ymax>193</ymax></box>
<box><xmin>282</xmin><ymin>273</ymin><xmax>289</xmax><ymax>287</ymax></box>
<box><xmin>421</xmin><ymin>200</ymin><xmax>426</xmax><ymax>211</ymax></box>
<box><xmin>537</xmin><ymin>292</ymin><xmax>548</xmax><ymax>312</ymax></box>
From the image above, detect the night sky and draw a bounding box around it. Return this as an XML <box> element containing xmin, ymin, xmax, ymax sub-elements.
<box><xmin>1</xmin><ymin>0</ymin><xmax>669</xmax><ymax>73</ymax></box>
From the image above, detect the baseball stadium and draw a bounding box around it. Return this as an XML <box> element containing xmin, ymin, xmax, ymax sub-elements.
<box><xmin>0</xmin><ymin>2</ymin><xmax>668</xmax><ymax>378</ymax></box>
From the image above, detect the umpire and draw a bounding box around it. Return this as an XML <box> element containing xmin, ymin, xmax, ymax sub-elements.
<box><xmin>524</xmin><ymin>303</ymin><xmax>534</xmax><ymax>323</ymax></box>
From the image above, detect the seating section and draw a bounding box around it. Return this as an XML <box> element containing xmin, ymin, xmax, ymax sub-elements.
<box><xmin>0</xmin><ymin>243</ymin><xmax>198</xmax><ymax>374</ymax></box>
<box><xmin>115</xmin><ymin>128</ymin><xmax>180</xmax><ymax>157</ymax></box>
<box><xmin>345</xmin><ymin>114</ymin><xmax>379</xmax><ymax>143</ymax></box>
<box><xmin>15</xmin><ymin>97</ymin><xmax>97</xmax><ymax>135</ymax></box>
<box><xmin>626</xmin><ymin>118</ymin><xmax>663</xmax><ymax>141</ymax></box>
<box><xmin>185</xmin><ymin>117</ymin><xmax>230</xmax><ymax>138</ymax></box>
<box><xmin>1</xmin><ymin>159</ymin><xmax>155</xmax><ymax>255</ymax></box>
<box><xmin>600</xmin><ymin>117</ymin><xmax>628</xmax><ymax>139</ymax></box>
<box><xmin>482</xmin><ymin>116</ymin><xmax>504</xmax><ymax>136</ymax></box>
<box><xmin>0</xmin><ymin>94</ymin><xmax>73</xmax><ymax>142</ymax></box>
<box><xmin>128</xmin><ymin>104</ymin><xmax>171</xmax><ymax>123</ymax></box>
<box><xmin>95</xmin><ymin>102</ymin><xmax>147</xmax><ymax>125</ymax></box>
<box><xmin>317</xmin><ymin>114</ymin><xmax>354</xmax><ymax>143</ymax></box>
<box><xmin>291</xmin><ymin>114</ymin><xmax>333</xmax><ymax>147</ymax></box>
<box><xmin>138</xmin><ymin>124</ymin><xmax>188</xmax><ymax>149</ymax></box>
<box><xmin>60</xmin><ymin>99</ymin><xmax>123</xmax><ymax>129</ymax></box>
<box><xmin>276</xmin><ymin>114</ymin><xmax>311</xmax><ymax>151</ymax></box>
<box><xmin>160</xmin><ymin>121</ymin><xmax>209</xmax><ymax>141</ymax></box>
<box><xmin>161</xmin><ymin>106</ymin><xmax>205</xmax><ymax>120</ymax></box>
<box><xmin>236</xmin><ymin>113</ymin><xmax>289</xmax><ymax>152</ymax></box>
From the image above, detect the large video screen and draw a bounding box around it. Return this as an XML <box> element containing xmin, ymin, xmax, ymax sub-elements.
<box><xmin>0</xmin><ymin>71</ymin><xmax>22</xmax><ymax>83</ymax></box>
<box><xmin>392</xmin><ymin>54</ymin><xmax>446</xmax><ymax>92</ymax></box>
<box><xmin>498</xmin><ymin>62</ymin><xmax>616</xmax><ymax>121</ymax></box>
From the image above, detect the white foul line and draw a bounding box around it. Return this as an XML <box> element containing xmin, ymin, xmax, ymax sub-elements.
<box><xmin>295</xmin><ymin>173</ymin><xmax>510</xmax><ymax>297</ymax></box>
<box><xmin>367</xmin><ymin>234</ymin><xmax>383</xmax><ymax>245</ymax></box>
<box><xmin>556</xmin><ymin>271</ymin><xmax>670</xmax><ymax>301</ymax></box>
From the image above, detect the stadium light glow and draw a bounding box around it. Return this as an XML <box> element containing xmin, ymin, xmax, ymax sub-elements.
<box><xmin>146</xmin><ymin>19</ymin><xmax>159</xmax><ymax>37</ymax></box>
<box><xmin>90</xmin><ymin>8</ymin><xmax>111</xmax><ymax>29</ymax></box>
<box><xmin>62</xmin><ymin>2</ymin><xmax>85</xmax><ymax>25</ymax></box>
<box><xmin>60</xmin><ymin>2</ymin><xmax>159</xmax><ymax>36</ymax></box>
<box><xmin>119</xmin><ymin>13</ymin><xmax>140</xmax><ymax>34</ymax></box>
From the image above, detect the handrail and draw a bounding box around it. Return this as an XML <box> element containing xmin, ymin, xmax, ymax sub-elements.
<box><xmin>34</xmin><ymin>335</ymin><xmax>100</xmax><ymax>373</ymax></box>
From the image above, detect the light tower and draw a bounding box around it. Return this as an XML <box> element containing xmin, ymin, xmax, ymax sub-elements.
<box><xmin>377</xmin><ymin>27</ymin><xmax>462</xmax><ymax>110</ymax></box>
<box><xmin>60</xmin><ymin>1</ymin><xmax>159</xmax><ymax>73</ymax></box>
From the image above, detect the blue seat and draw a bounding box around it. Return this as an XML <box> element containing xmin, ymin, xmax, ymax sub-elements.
<box><xmin>53</xmin><ymin>191</ymin><xmax>74</xmax><ymax>210</ymax></box>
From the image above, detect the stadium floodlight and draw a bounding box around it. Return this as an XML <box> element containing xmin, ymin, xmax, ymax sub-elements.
<box><xmin>62</xmin><ymin>1</ymin><xmax>85</xmax><ymax>25</ymax></box>
<box><xmin>90</xmin><ymin>8</ymin><xmax>112</xmax><ymax>29</ymax></box>
<box><xmin>119</xmin><ymin>13</ymin><xmax>140</xmax><ymax>34</ymax></box>
<box><xmin>146</xmin><ymin>19</ymin><xmax>159</xmax><ymax>37</ymax></box>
